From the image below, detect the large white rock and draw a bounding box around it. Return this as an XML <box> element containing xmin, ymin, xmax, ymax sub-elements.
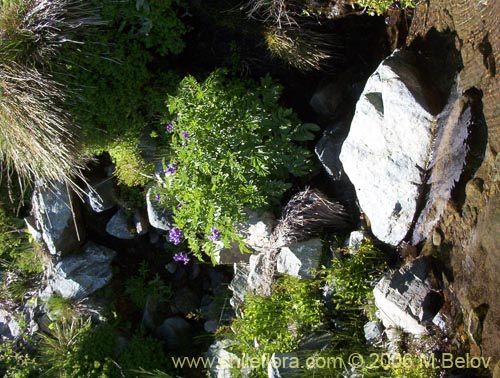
<box><xmin>146</xmin><ymin>187</ymin><xmax>173</xmax><ymax>231</ymax></box>
<box><xmin>340</xmin><ymin>50</ymin><xmax>436</xmax><ymax>245</ymax></box>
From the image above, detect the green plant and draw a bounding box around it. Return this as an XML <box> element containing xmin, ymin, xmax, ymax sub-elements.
<box><xmin>125</xmin><ymin>262</ymin><xmax>172</xmax><ymax>309</ymax></box>
<box><xmin>0</xmin><ymin>0</ymin><xmax>103</xmax><ymax>192</ymax></box>
<box><xmin>39</xmin><ymin>318</ymin><xmax>116</xmax><ymax>378</ymax></box>
<box><xmin>355</xmin><ymin>0</ymin><xmax>417</xmax><ymax>15</ymax></box>
<box><xmin>0</xmin><ymin>337</ymin><xmax>41</xmax><ymax>378</ymax></box>
<box><xmin>227</xmin><ymin>275</ymin><xmax>324</xmax><ymax>372</ymax></box>
<box><xmin>263</xmin><ymin>25</ymin><xmax>339</xmax><ymax>71</ymax></box>
<box><xmin>157</xmin><ymin>70</ymin><xmax>317</xmax><ymax>262</ymax></box>
<box><xmin>117</xmin><ymin>334</ymin><xmax>173</xmax><ymax>377</ymax></box>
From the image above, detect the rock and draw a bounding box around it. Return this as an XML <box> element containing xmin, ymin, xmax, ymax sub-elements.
<box><xmin>384</xmin><ymin>327</ymin><xmax>402</xmax><ymax>357</ymax></box>
<box><xmin>364</xmin><ymin>320</ymin><xmax>384</xmax><ymax>345</ymax></box>
<box><xmin>214</xmin><ymin>211</ymin><xmax>276</xmax><ymax>264</ymax></box>
<box><xmin>340</xmin><ymin>49</ymin><xmax>436</xmax><ymax>245</ymax></box>
<box><xmin>204</xmin><ymin>320</ymin><xmax>218</xmax><ymax>333</ymax></box>
<box><xmin>173</xmin><ymin>287</ymin><xmax>200</xmax><ymax>315</ymax></box>
<box><xmin>315</xmin><ymin>133</ymin><xmax>345</xmax><ymax>181</ymax></box>
<box><xmin>106</xmin><ymin>209</ymin><xmax>134</xmax><ymax>239</ymax></box>
<box><xmin>205</xmin><ymin>340</ymin><xmax>239</xmax><ymax>378</ymax></box>
<box><xmin>344</xmin><ymin>230</ymin><xmax>367</xmax><ymax>252</ymax></box>
<box><xmin>228</xmin><ymin>263</ymin><xmax>250</xmax><ymax>309</ymax></box>
<box><xmin>276</xmin><ymin>238</ymin><xmax>323</xmax><ymax>278</ymax></box>
<box><xmin>24</xmin><ymin>216</ymin><xmax>42</xmax><ymax>242</ymax></box>
<box><xmin>0</xmin><ymin>309</ymin><xmax>21</xmax><ymax>339</ymax></box>
<box><xmin>85</xmin><ymin>179</ymin><xmax>116</xmax><ymax>213</ymax></box>
<box><xmin>133</xmin><ymin>209</ymin><xmax>149</xmax><ymax>235</ymax></box>
<box><xmin>146</xmin><ymin>188</ymin><xmax>173</xmax><ymax>231</ymax></box>
<box><xmin>267</xmin><ymin>352</ymin><xmax>301</xmax><ymax>378</ymax></box>
<box><xmin>155</xmin><ymin>316</ymin><xmax>192</xmax><ymax>350</ymax></box>
<box><xmin>432</xmin><ymin>312</ymin><xmax>447</xmax><ymax>332</ymax></box>
<box><xmin>373</xmin><ymin>257</ymin><xmax>443</xmax><ymax>335</ymax></box>
<box><xmin>247</xmin><ymin>253</ymin><xmax>268</xmax><ymax>293</ymax></box>
<box><xmin>47</xmin><ymin>242</ymin><xmax>116</xmax><ymax>300</ymax></box>
<box><xmin>149</xmin><ymin>228</ymin><xmax>160</xmax><ymax>244</ymax></box>
<box><xmin>165</xmin><ymin>262</ymin><xmax>177</xmax><ymax>274</ymax></box>
<box><xmin>32</xmin><ymin>180</ymin><xmax>85</xmax><ymax>256</ymax></box>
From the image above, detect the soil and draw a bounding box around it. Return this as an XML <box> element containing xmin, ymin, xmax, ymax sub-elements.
<box><xmin>406</xmin><ymin>1</ymin><xmax>500</xmax><ymax>376</ymax></box>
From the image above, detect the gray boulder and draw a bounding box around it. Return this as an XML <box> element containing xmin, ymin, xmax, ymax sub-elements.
<box><xmin>155</xmin><ymin>316</ymin><xmax>192</xmax><ymax>350</ymax></box>
<box><xmin>364</xmin><ymin>320</ymin><xmax>384</xmax><ymax>345</ymax></box>
<box><xmin>315</xmin><ymin>133</ymin><xmax>345</xmax><ymax>181</ymax></box>
<box><xmin>344</xmin><ymin>231</ymin><xmax>368</xmax><ymax>252</ymax></box>
<box><xmin>0</xmin><ymin>309</ymin><xmax>21</xmax><ymax>339</ymax></box>
<box><xmin>276</xmin><ymin>238</ymin><xmax>323</xmax><ymax>278</ymax></box>
<box><xmin>106</xmin><ymin>209</ymin><xmax>134</xmax><ymax>239</ymax></box>
<box><xmin>228</xmin><ymin>263</ymin><xmax>250</xmax><ymax>309</ymax></box>
<box><xmin>205</xmin><ymin>339</ymin><xmax>239</xmax><ymax>378</ymax></box>
<box><xmin>146</xmin><ymin>188</ymin><xmax>173</xmax><ymax>231</ymax></box>
<box><xmin>309</xmin><ymin>78</ymin><xmax>350</xmax><ymax>117</ymax></box>
<box><xmin>47</xmin><ymin>242</ymin><xmax>116</xmax><ymax>299</ymax></box>
<box><xmin>373</xmin><ymin>257</ymin><xmax>443</xmax><ymax>335</ymax></box>
<box><xmin>85</xmin><ymin>179</ymin><xmax>116</xmax><ymax>213</ymax></box>
<box><xmin>24</xmin><ymin>216</ymin><xmax>42</xmax><ymax>242</ymax></box>
<box><xmin>339</xmin><ymin>49</ymin><xmax>436</xmax><ymax>246</ymax></box>
<box><xmin>32</xmin><ymin>180</ymin><xmax>85</xmax><ymax>256</ymax></box>
<box><xmin>172</xmin><ymin>287</ymin><xmax>200</xmax><ymax>315</ymax></box>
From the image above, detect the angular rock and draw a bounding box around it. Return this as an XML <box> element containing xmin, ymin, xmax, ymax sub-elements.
<box><xmin>24</xmin><ymin>216</ymin><xmax>42</xmax><ymax>242</ymax></box>
<box><xmin>315</xmin><ymin>133</ymin><xmax>345</xmax><ymax>181</ymax></box>
<box><xmin>32</xmin><ymin>180</ymin><xmax>85</xmax><ymax>256</ymax></box>
<box><xmin>344</xmin><ymin>231</ymin><xmax>368</xmax><ymax>252</ymax></box>
<box><xmin>146</xmin><ymin>188</ymin><xmax>173</xmax><ymax>231</ymax></box>
<box><xmin>0</xmin><ymin>309</ymin><xmax>21</xmax><ymax>339</ymax></box>
<box><xmin>134</xmin><ymin>209</ymin><xmax>149</xmax><ymax>235</ymax></box>
<box><xmin>205</xmin><ymin>340</ymin><xmax>239</xmax><ymax>378</ymax></box>
<box><xmin>204</xmin><ymin>320</ymin><xmax>218</xmax><ymax>333</ymax></box>
<box><xmin>310</xmin><ymin>78</ymin><xmax>349</xmax><ymax>117</ymax></box>
<box><xmin>247</xmin><ymin>253</ymin><xmax>268</xmax><ymax>293</ymax></box>
<box><xmin>340</xmin><ymin>49</ymin><xmax>436</xmax><ymax>245</ymax></box>
<box><xmin>276</xmin><ymin>238</ymin><xmax>323</xmax><ymax>278</ymax></box>
<box><xmin>85</xmin><ymin>178</ymin><xmax>116</xmax><ymax>213</ymax></box>
<box><xmin>364</xmin><ymin>320</ymin><xmax>384</xmax><ymax>345</ymax></box>
<box><xmin>214</xmin><ymin>211</ymin><xmax>276</xmax><ymax>264</ymax></box>
<box><xmin>155</xmin><ymin>316</ymin><xmax>192</xmax><ymax>350</ymax></box>
<box><xmin>228</xmin><ymin>263</ymin><xmax>250</xmax><ymax>309</ymax></box>
<box><xmin>106</xmin><ymin>209</ymin><xmax>134</xmax><ymax>239</ymax></box>
<box><xmin>373</xmin><ymin>257</ymin><xmax>443</xmax><ymax>335</ymax></box>
<box><xmin>47</xmin><ymin>242</ymin><xmax>116</xmax><ymax>300</ymax></box>
<box><xmin>267</xmin><ymin>352</ymin><xmax>301</xmax><ymax>378</ymax></box>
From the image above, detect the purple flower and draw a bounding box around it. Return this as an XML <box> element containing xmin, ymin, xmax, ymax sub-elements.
<box><xmin>166</xmin><ymin>123</ymin><xmax>174</xmax><ymax>132</ymax></box>
<box><xmin>155</xmin><ymin>193</ymin><xmax>161</xmax><ymax>201</ymax></box>
<box><xmin>168</xmin><ymin>227</ymin><xmax>183</xmax><ymax>245</ymax></box>
<box><xmin>176</xmin><ymin>202</ymin><xmax>183</xmax><ymax>209</ymax></box>
<box><xmin>208</xmin><ymin>226</ymin><xmax>221</xmax><ymax>242</ymax></box>
<box><xmin>165</xmin><ymin>163</ymin><xmax>177</xmax><ymax>175</ymax></box>
<box><xmin>181</xmin><ymin>131</ymin><xmax>190</xmax><ymax>139</ymax></box>
<box><xmin>173</xmin><ymin>251</ymin><xmax>190</xmax><ymax>265</ymax></box>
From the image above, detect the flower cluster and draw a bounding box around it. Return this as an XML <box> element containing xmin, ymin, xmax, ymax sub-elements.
<box><xmin>208</xmin><ymin>226</ymin><xmax>221</xmax><ymax>242</ymax></box>
<box><xmin>166</xmin><ymin>163</ymin><xmax>177</xmax><ymax>175</ymax></box>
<box><xmin>166</xmin><ymin>123</ymin><xmax>174</xmax><ymax>132</ymax></box>
<box><xmin>169</xmin><ymin>227</ymin><xmax>183</xmax><ymax>245</ymax></box>
<box><xmin>155</xmin><ymin>193</ymin><xmax>161</xmax><ymax>201</ymax></box>
<box><xmin>181</xmin><ymin>131</ymin><xmax>190</xmax><ymax>139</ymax></box>
<box><xmin>173</xmin><ymin>251</ymin><xmax>190</xmax><ymax>265</ymax></box>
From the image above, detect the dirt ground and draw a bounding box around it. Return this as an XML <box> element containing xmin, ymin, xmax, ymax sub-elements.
<box><xmin>406</xmin><ymin>1</ymin><xmax>500</xmax><ymax>376</ymax></box>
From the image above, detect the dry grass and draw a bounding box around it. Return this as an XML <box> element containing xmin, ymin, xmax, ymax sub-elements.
<box><xmin>264</xmin><ymin>25</ymin><xmax>341</xmax><ymax>71</ymax></box>
<box><xmin>0</xmin><ymin>0</ymin><xmax>104</xmax><ymax>193</ymax></box>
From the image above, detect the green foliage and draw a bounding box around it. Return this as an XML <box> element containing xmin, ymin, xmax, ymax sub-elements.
<box><xmin>117</xmin><ymin>334</ymin><xmax>172</xmax><ymax>377</ymax></box>
<box><xmin>0</xmin><ymin>337</ymin><xmax>40</xmax><ymax>378</ymax></box>
<box><xmin>355</xmin><ymin>0</ymin><xmax>417</xmax><ymax>15</ymax></box>
<box><xmin>39</xmin><ymin>318</ymin><xmax>116</xmax><ymax>378</ymax></box>
<box><xmin>125</xmin><ymin>262</ymin><xmax>172</xmax><ymax>309</ymax></box>
<box><xmin>228</xmin><ymin>275</ymin><xmax>324</xmax><ymax>363</ymax></box>
<box><xmin>158</xmin><ymin>70</ymin><xmax>316</xmax><ymax>261</ymax></box>
<box><xmin>0</xmin><ymin>208</ymin><xmax>43</xmax><ymax>276</ymax></box>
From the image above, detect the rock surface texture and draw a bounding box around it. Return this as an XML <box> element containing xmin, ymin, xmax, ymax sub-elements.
<box><xmin>47</xmin><ymin>242</ymin><xmax>116</xmax><ymax>299</ymax></box>
<box><xmin>340</xmin><ymin>49</ymin><xmax>436</xmax><ymax>246</ymax></box>
<box><xmin>373</xmin><ymin>257</ymin><xmax>442</xmax><ymax>335</ymax></box>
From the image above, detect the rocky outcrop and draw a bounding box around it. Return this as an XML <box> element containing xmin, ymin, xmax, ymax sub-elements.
<box><xmin>46</xmin><ymin>242</ymin><xmax>116</xmax><ymax>300</ymax></box>
<box><xmin>373</xmin><ymin>257</ymin><xmax>443</xmax><ymax>335</ymax></box>
<box><xmin>276</xmin><ymin>238</ymin><xmax>323</xmax><ymax>278</ymax></box>
<box><xmin>205</xmin><ymin>340</ymin><xmax>239</xmax><ymax>378</ymax></box>
<box><xmin>155</xmin><ymin>316</ymin><xmax>192</xmax><ymax>351</ymax></box>
<box><xmin>32</xmin><ymin>180</ymin><xmax>85</xmax><ymax>256</ymax></box>
<box><xmin>340</xmin><ymin>49</ymin><xmax>436</xmax><ymax>246</ymax></box>
<box><xmin>85</xmin><ymin>178</ymin><xmax>116</xmax><ymax>213</ymax></box>
<box><xmin>0</xmin><ymin>309</ymin><xmax>21</xmax><ymax>340</ymax></box>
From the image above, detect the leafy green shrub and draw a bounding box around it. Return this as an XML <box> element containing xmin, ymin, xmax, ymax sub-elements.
<box><xmin>125</xmin><ymin>262</ymin><xmax>172</xmax><ymax>309</ymax></box>
<box><xmin>157</xmin><ymin>70</ymin><xmax>317</xmax><ymax>261</ymax></box>
<box><xmin>355</xmin><ymin>0</ymin><xmax>417</xmax><ymax>15</ymax></box>
<box><xmin>227</xmin><ymin>275</ymin><xmax>324</xmax><ymax>363</ymax></box>
<box><xmin>0</xmin><ymin>337</ymin><xmax>40</xmax><ymax>378</ymax></box>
